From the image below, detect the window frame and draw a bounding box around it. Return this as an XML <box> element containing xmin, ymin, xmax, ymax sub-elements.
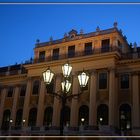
<box><xmin>101</xmin><ymin>38</ymin><xmax>110</xmax><ymax>52</ymax></box>
<box><xmin>39</xmin><ymin>51</ymin><xmax>46</xmax><ymax>62</ymax></box>
<box><xmin>52</xmin><ymin>48</ymin><xmax>59</xmax><ymax>60</ymax></box>
<box><xmin>120</xmin><ymin>73</ymin><xmax>130</xmax><ymax>90</ymax></box>
<box><xmin>32</xmin><ymin>80</ymin><xmax>40</xmax><ymax>95</ymax></box>
<box><xmin>98</xmin><ymin>71</ymin><xmax>108</xmax><ymax>90</ymax></box>
<box><xmin>68</xmin><ymin>45</ymin><xmax>75</xmax><ymax>58</ymax></box>
<box><xmin>7</xmin><ymin>87</ymin><xmax>14</xmax><ymax>97</ymax></box>
<box><xmin>20</xmin><ymin>85</ymin><xmax>26</xmax><ymax>97</ymax></box>
<box><xmin>84</xmin><ymin>42</ymin><xmax>93</xmax><ymax>55</ymax></box>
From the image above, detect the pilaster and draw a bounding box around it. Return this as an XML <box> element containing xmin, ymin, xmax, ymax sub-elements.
<box><xmin>132</xmin><ymin>72</ymin><xmax>140</xmax><ymax>128</ymax></box>
<box><xmin>22</xmin><ymin>78</ymin><xmax>32</xmax><ymax>127</ymax></box>
<box><xmin>70</xmin><ymin>75</ymin><xmax>79</xmax><ymax>127</ymax></box>
<box><xmin>11</xmin><ymin>86</ymin><xmax>20</xmax><ymax>126</ymax></box>
<box><xmin>89</xmin><ymin>70</ymin><xmax>97</xmax><ymax>126</ymax></box>
<box><xmin>36</xmin><ymin>79</ymin><xmax>45</xmax><ymax>127</ymax></box>
<box><xmin>52</xmin><ymin>75</ymin><xmax>61</xmax><ymax>127</ymax></box>
<box><xmin>0</xmin><ymin>88</ymin><xmax>7</xmax><ymax>127</ymax></box>
<box><xmin>109</xmin><ymin>68</ymin><xmax>116</xmax><ymax>127</ymax></box>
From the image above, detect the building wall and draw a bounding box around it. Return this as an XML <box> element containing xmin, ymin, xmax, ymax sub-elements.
<box><xmin>0</xmin><ymin>26</ymin><xmax>140</xmax><ymax>135</ymax></box>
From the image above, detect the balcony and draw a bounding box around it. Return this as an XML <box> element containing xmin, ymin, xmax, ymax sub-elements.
<box><xmin>32</xmin><ymin>46</ymin><xmax>121</xmax><ymax>64</ymax></box>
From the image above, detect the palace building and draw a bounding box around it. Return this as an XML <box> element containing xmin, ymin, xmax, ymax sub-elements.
<box><xmin>0</xmin><ymin>22</ymin><xmax>140</xmax><ymax>136</ymax></box>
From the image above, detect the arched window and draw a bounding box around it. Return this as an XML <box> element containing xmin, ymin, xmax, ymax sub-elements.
<box><xmin>1</xmin><ymin>109</ymin><xmax>11</xmax><ymax>130</ymax></box>
<box><xmin>63</xmin><ymin>106</ymin><xmax>70</xmax><ymax>126</ymax></box>
<box><xmin>78</xmin><ymin>105</ymin><xmax>89</xmax><ymax>125</ymax></box>
<box><xmin>32</xmin><ymin>80</ymin><xmax>40</xmax><ymax>95</ymax></box>
<box><xmin>119</xmin><ymin>104</ymin><xmax>131</xmax><ymax>130</ymax></box>
<box><xmin>97</xmin><ymin>104</ymin><xmax>108</xmax><ymax>125</ymax></box>
<box><xmin>43</xmin><ymin>107</ymin><xmax>53</xmax><ymax>126</ymax></box>
<box><xmin>28</xmin><ymin>108</ymin><xmax>37</xmax><ymax>126</ymax></box>
<box><xmin>15</xmin><ymin>109</ymin><xmax>23</xmax><ymax>126</ymax></box>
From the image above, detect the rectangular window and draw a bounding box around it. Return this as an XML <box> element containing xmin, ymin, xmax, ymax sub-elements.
<box><xmin>121</xmin><ymin>74</ymin><xmax>129</xmax><ymax>89</ymax></box>
<box><xmin>20</xmin><ymin>85</ymin><xmax>26</xmax><ymax>96</ymax></box>
<box><xmin>52</xmin><ymin>48</ymin><xmax>59</xmax><ymax>60</ymax></box>
<box><xmin>85</xmin><ymin>42</ymin><xmax>92</xmax><ymax>55</ymax></box>
<box><xmin>68</xmin><ymin>45</ymin><xmax>75</xmax><ymax>58</ymax></box>
<box><xmin>99</xmin><ymin>72</ymin><xmax>107</xmax><ymax>89</ymax></box>
<box><xmin>46</xmin><ymin>80</ymin><xmax>54</xmax><ymax>94</ymax></box>
<box><xmin>101</xmin><ymin>39</ymin><xmax>110</xmax><ymax>52</ymax></box>
<box><xmin>32</xmin><ymin>81</ymin><xmax>40</xmax><ymax>95</ymax></box>
<box><xmin>118</xmin><ymin>40</ymin><xmax>122</xmax><ymax>48</ymax></box>
<box><xmin>7</xmin><ymin>87</ymin><xmax>14</xmax><ymax>97</ymax></box>
<box><xmin>39</xmin><ymin>51</ymin><xmax>45</xmax><ymax>62</ymax></box>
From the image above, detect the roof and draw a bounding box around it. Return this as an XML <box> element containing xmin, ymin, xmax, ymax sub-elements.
<box><xmin>35</xmin><ymin>27</ymin><xmax>127</xmax><ymax>48</ymax></box>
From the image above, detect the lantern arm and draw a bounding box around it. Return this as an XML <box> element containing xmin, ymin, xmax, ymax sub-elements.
<box><xmin>65</xmin><ymin>90</ymin><xmax>84</xmax><ymax>100</ymax></box>
<box><xmin>47</xmin><ymin>91</ymin><xmax>63</xmax><ymax>99</ymax></box>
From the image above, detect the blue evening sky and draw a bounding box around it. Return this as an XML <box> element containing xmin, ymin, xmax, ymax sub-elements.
<box><xmin>0</xmin><ymin>3</ymin><xmax>140</xmax><ymax>67</ymax></box>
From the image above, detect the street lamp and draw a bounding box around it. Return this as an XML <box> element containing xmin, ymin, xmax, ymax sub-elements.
<box><xmin>81</xmin><ymin>118</ymin><xmax>85</xmax><ymax>126</ymax></box>
<box><xmin>42</xmin><ymin>62</ymin><xmax>89</xmax><ymax>135</ymax></box>
<box><xmin>9</xmin><ymin>119</ymin><xmax>13</xmax><ymax>135</ymax></box>
<box><xmin>22</xmin><ymin>119</ymin><xmax>26</xmax><ymax>136</ymax></box>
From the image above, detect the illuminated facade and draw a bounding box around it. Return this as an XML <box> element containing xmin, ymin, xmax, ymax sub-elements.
<box><xmin>0</xmin><ymin>22</ymin><xmax>140</xmax><ymax>136</ymax></box>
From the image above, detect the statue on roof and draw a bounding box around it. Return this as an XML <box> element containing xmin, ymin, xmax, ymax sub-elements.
<box><xmin>96</xmin><ymin>26</ymin><xmax>100</xmax><ymax>32</ymax></box>
<box><xmin>50</xmin><ymin>36</ymin><xmax>53</xmax><ymax>42</ymax></box>
<box><xmin>80</xmin><ymin>29</ymin><xmax>84</xmax><ymax>34</ymax></box>
<box><xmin>113</xmin><ymin>22</ymin><xmax>118</xmax><ymax>28</ymax></box>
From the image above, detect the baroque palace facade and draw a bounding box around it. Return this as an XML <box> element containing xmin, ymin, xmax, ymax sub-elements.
<box><xmin>0</xmin><ymin>22</ymin><xmax>140</xmax><ymax>136</ymax></box>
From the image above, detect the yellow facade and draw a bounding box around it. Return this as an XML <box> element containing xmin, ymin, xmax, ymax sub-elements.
<box><xmin>0</xmin><ymin>23</ymin><xmax>140</xmax><ymax>136</ymax></box>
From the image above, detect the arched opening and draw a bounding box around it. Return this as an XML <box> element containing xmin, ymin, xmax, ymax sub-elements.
<box><xmin>78</xmin><ymin>105</ymin><xmax>89</xmax><ymax>126</ymax></box>
<box><xmin>28</xmin><ymin>108</ymin><xmax>37</xmax><ymax>126</ymax></box>
<box><xmin>15</xmin><ymin>109</ymin><xmax>23</xmax><ymax>126</ymax></box>
<box><xmin>63</xmin><ymin>106</ymin><xmax>70</xmax><ymax>126</ymax></box>
<box><xmin>1</xmin><ymin>109</ymin><xmax>11</xmax><ymax>130</ymax></box>
<box><xmin>43</xmin><ymin>106</ymin><xmax>53</xmax><ymax>126</ymax></box>
<box><xmin>119</xmin><ymin>104</ymin><xmax>131</xmax><ymax>130</ymax></box>
<box><xmin>97</xmin><ymin>104</ymin><xmax>108</xmax><ymax>125</ymax></box>
<box><xmin>60</xmin><ymin>106</ymin><xmax>71</xmax><ymax>127</ymax></box>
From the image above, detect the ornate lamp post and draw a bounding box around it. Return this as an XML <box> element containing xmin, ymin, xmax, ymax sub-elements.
<box><xmin>43</xmin><ymin>62</ymin><xmax>89</xmax><ymax>136</ymax></box>
<box><xmin>9</xmin><ymin>119</ymin><xmax>13</xmax><ymax>135</ymax></box>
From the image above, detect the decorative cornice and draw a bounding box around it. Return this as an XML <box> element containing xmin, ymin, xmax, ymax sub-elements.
<box><xmin>131</xmin><ymin>71</ymin><xmax>139</xmax><ymax>76</ymax></box>
<box><xmin>0</xmin><ymin>74</ymin><xmax>27</xmax><ymax>81</ymax></box>
<box><xmin>35</xmin><ymin>27</ymin><xmax>118</xmax><ymax>48</ymax></box>
<box><xmin>117</xmin><ymin>59</ymin><xmax>140</xmax><ymax>65</ymax></box>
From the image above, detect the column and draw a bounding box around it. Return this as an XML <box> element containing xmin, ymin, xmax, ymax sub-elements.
<box><xmin>36</xmin><ymin>79</ymin><xmax>45</xmax><ymax>127</ymax></box>
<box><xmin>52</xmin><ymin>75</ymin><xmax>61</xmax><ymax>127</ymax></box>
<box><xmin>0</xmin><ymin>88</ymin><xmax>7</xmax><ymax>127</ymax></box>
<box><xmin>11</xmin><ymin>86</ymin><xmax>20</xmax><ymax>126</ymax></box>
<box><xmin>89</xmin><ymin>70</ymin><xmax>97</xmax><ymax>126</ymax></box>
<box><xmin>22</xmin><ymin>78</ymin><xmax>32</xmax><ymax>127</ymax></box>
<box><xmin>70</xmin><ymin>75</ymin><xmax>79</xmax><ymax>127</ymax></box>
<box><xmin>132</xmin><ymin>73</ymin><xmax>140</xmax><ymax>128</ymax></box>
<box><xmin>114</xmin><ymin>76</ymin><xmax>119</xmax><ymax>128</ymax></box>
<box><xmin>109</xmin><ymin>68</ymin><xmax>116</xmax><ymax>127</ymax></box>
